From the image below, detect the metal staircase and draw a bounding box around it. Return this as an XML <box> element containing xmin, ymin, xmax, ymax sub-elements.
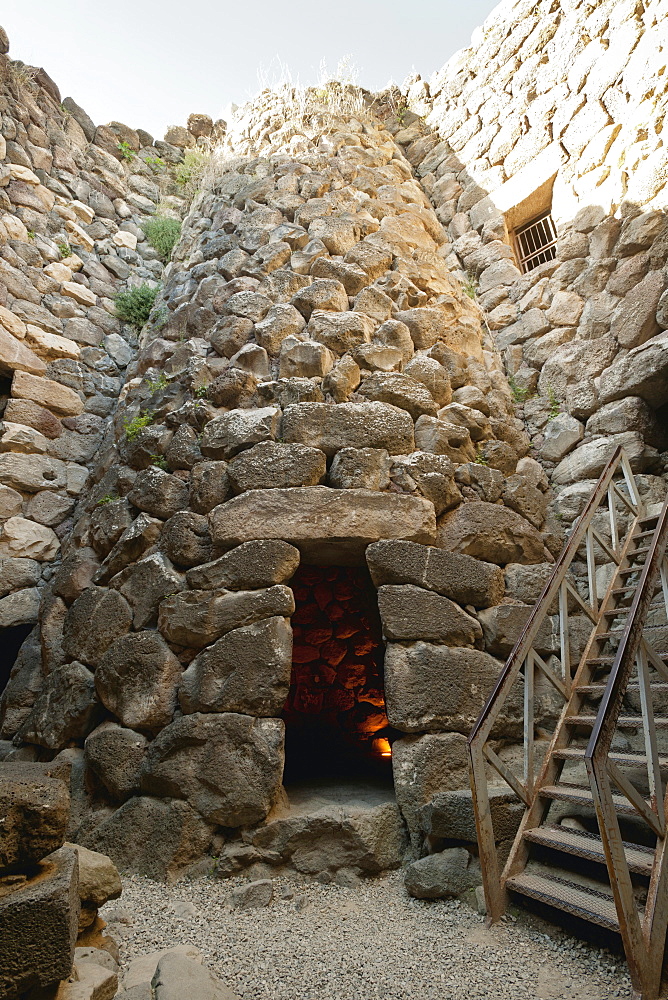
<box><xmin>468</xmin><ymin>446</ymin><xmax>668</xmax><ymax>999</ymax></box>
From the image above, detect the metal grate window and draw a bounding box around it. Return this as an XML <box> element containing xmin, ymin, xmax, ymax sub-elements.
<box><xmin>513</xmin><ymin>212</ymin><xmax>558</xmax><ymax>273</ymax></box>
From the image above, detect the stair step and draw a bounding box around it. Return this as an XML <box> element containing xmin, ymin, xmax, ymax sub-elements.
<box><xmin>566</xmin><ymin>714</ymin><xmax>668</xmax><ymax>728</ymax></box>
<box><xmin>630</xmin><ymin>546</ymin><xmax>651</xmax><ymax>557</ymax></box>
<box><xmin>505</xmin><ymin>871</ymin><xmax>621</xmax><ymax>931</ymax></box>
<box><xmin>540</xmin><ymin>783</ymin><xmax>646</xmax><ymax>815</ymax></box>
<box><xmin>585</xmin><ymin>653</ymin><xmax>668</xmax><ymax>667</ymax></box>
<box><xmin>635</xmin><ymin>529</ymin><xmax>657</xmax><ymax>539</ymax></box>
<box><xmin>602</xmin><ymin>608</ymin><xmax>632</xmax><ymax>618</ymax></box>
<box><xmin>522</xmin><ymin>825</ymin><xmax>655</xmax><ymax>876</ymax></box>
<box><xmin>552</xmin><ymin>747</ymin><xmax>668</xmax><ymax>768</ymax></box>
<box><xmin>576</xmin><ymin>683</ymin><xmax>668</xmax><ymax>694</ymax></box>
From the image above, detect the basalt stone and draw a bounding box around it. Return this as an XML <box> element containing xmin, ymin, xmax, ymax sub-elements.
<box><xmin>366</xmin><ymin>540</ymin><xmax>504</xmax><ymax>608</ymax></box>
<box><xmin>94</xmin><ymin>514</ymin><xmax>162</xmax><ymax>585</ymax></box>
<box><xmin>186</xmin><ymin>540</ymin><xmax>300</xmax><ymax>591</ymax></box>
<box><xmin>109</xmin><ymin>552</ymin><xmax>184</xmax><ymax>629</ymax></box>
<box><xmin>160</xmin><ymin>511</ymin><xmax>213</xmax><ymax>568</ymax></box>
<box><xmin>0</xmin><ymin>845</ymin><xmax>79</xmax><ymax>998</ymax></box>
<box><xmin>392</xmin><ymin>733</ymin><xmax>469</xmax><ymax>851</ymax></box>
<box><xmin>0</xmin><ymin>628</ymin><xmax>44</xmax><ymax>739</ymax></box>
<box><xmin>83</xmin><ymin>797</ymin><xmax>213</xmax><ymax>882</ymax></box>
<box><xmin>62</xmin><ymin>586</ymin><xmax>132</xmax><ymax>667</ymax></box>
<box><xmin>127</xmin><ymin>468</ymin><xmax>190</xmax><ymax>520</ymax></box>
<box><xmin>281</xmin><ymin>401</ymin><xmax>414</xmax><ymax>457</ymax></box>
<box><xmin>158</xmin><ymin>585</ymin><xmax>295</xmax><ymax>648</ymax></box>
<box><xmin>210</xmin><ymin>487</ymin><xmax>436</xmax><ymax>563</ymax></box>
<box><xmin>420</xmin><ymin>787</ymin><xmax>524</xmax><ymax>842</ymax></box>
<box><xmin>377</xmin><ymin>585</ymin><xmax>482</xmax><ymax>645</ymax></box>
<box><xmin>384</xmin><ymin>642</ymin><xmax>520</xmax><ymax>736</ymax></box>
<box><xmin>0</xmin><ymin>762</ymin><xmax>70</xmax><ymax>870</ymax></box>
<box><xmin>140</xmin><ymin>712</ymin><xmax>284</xmax><ymax>826</ymax></box>
<box><xmin>358</xmin><ymin>372</ymin><xmax>438</xmax><ymax>419</ymax></box>
<box><xmin>84</xmin><ymin>723</ymin><xmax>148</xmax><ymax>801</ymax></box>
<box><xmin>18</xmin><ymin>661</ymin><xmax>102</xmax><ymax>750</ymax></box>
<box><xmin>200</xmin><ymin>406</ymin><xmax>280</xmax><ymax>460</ymax></box>
<box><xmin>95</xmin><ymin>632</ymin><xmax>182</xmax><ymax>735</ymax></box>
<box><xmin>405</xmin><ymin>848</ymin><xmax>480</xmax><ymax>899</ymax></box>
<box><xmin>328</xmin><ymin>447</ymin><xmax>391</xmax><ymax>491</ymax></box>
<box><xmin>179</xmin><ymin>617</ymin><xmax>292</xmax><ymax>716</ymax></box>
<box><xmin>207</xmin><ymin>368</ymin><xmax>258</xmax><ymax>409</ymax></box>
<box><xmin>89</xmin><ymin>498</ymin><xmax>134</xmax><ymax>558</ymax></box>
<box><xmin>190</xmin><ymin>461</ymin><xmax>231</xmax><ymax>514</ymax></box>
<box><xmin>227</xmin><ymin>441</ymin><xmax>326</xmax><ymax>493</ymax></box>
<box><xmin>436</xmin><ymin>501</ymin><xmax>546</xmax><ymax>565</ymax></box>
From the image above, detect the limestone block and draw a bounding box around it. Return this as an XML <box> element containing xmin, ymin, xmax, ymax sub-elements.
<box><xmin>179</xmin><ymin>616</ymin><xmax>292</xmax><ymax>716</ymax></box>
<box><xmin>282</xmin><ymin>401</ymin><xmax>414</xmax><ymax>456</ymax></box>
<box><xmin>85</xmin><ymin>723</ymin><xmax>148</xmax><ymax>801</ymax></box>
<box><xmin>544</xmin><ymin>289</ymin><xmax>584</xmax><ymax>327</ymax></box>
<box><xmin>0</xmin><ymin>483</ymin><xmax>26</xmax><ymax>518</ymax></box>
<box><xmin>222</xmin><ymin>291</ymin><xmax>273</xmax><ymax>322</ymax></box>
<box><xmin>0</xmin><ymin>516</ymin><xmax>59</xmax><ymax>560</ymax></box>
<box><xmin>200</xmin><ymin>406</ymin><xmax>281</xmax><ymax>461</ymax></box>
<box><xmin>385</xmin><ymin>642</ymin><xmax>519</xmax><ymax>735</ymax></box>
<box><xmin>436</xmin><ymin>500</ymin><xmax>545</xmax><ymax>565</ymax></box>
<box><xmin>255</xmin><ymin>303</ymin><xmax>305</xmax><ymax>354</ymax></box>
<box><xmin>552</xmin><ymin>432</ymin><xmax>648</xmax><ymax>485</ymax></box>
<box><xmin>0</xmin><ymin>762</ymin><xmax>70</xmax><ymax>870</ymax></box>
<box><xmin>367</xmin><ymin>540</ymin><xmax>504</xmax><ymax>609</ymax></box>
<box><xmin>477</xmin><ymin>602</ymin><xmax>555</xmax><ymax>657</ymax></box>
<box><xmin>358</xmin><ymin>372</ymin><xmax>438</xmax><ymax>419</ymax></box>
<box><xmin>413</xmin><ymin>415</ymin><xmax>476</xmax><ymax>463</ymax></box>
<box><xmin>537</xmin><ymin>338</ymin><xmax>618</xmax><ymax>399</ymax></box>
<box><xmin>230</xmin><ymin>881</ymin><xmax>273</xmax><ymax>911</ymax></box>
<box><xmin>158</xmin><ymin>585</ymin><xmax>295</xmax><ymax>649</ymax></box>
<box><xmin>44</xmin><ymin>261</ymin><xmax>73</xmax><ymax>283</ymax></box>
<box><xmin>0</xmin><ymin>304</ymin><xmax>27</xmax><ymax>339</ymax></box>
<box><xmin>186</xmin><ymin>539</ymin><xmax>300</xmax><ymax>591</ymax></box>
<box><xmin>378</xmin><ymin>584</ymin><xmax>482</xmax><ymax>645</ymax></box>
<box><xmin>292</xmin><ymin>280</ymin><xmax>348</xmax><ymax>319</ymax></box>
<box><xmin>598</xmin><ymin>331</ymin><xmax>668</xmax><ymax>408</ymax></box>
<box><xmin>230</xmin><ymin>343</ymin><xmax>270</xmax><ymax>379</ymax></box>
<box><xmin>89</xmin><ymin>499</ymin><xmax>134</xmax><ymax>558</ymax></box>
<box><xmin>83</xmin><ymin>797</ymin><xmax>212</xmax><ymax>882</ymax></box>
<box><xmin>12</xmin><ymin>371</ymin><xmax>84</xmax><ymax>416</ymax></box>
<box><xmin>67</xmin><ymin>842</ymin><xmax>122</xmax><ymax>910</ymax></box>
<box><xmin>140</xmin><ymin>712</ymin><xmax>284</xmax><ymax>826</ymax></box>
<box><xmin>586</xmin><ymin>397</ymin><xmax>658</xmax><ymax>441</ymax></box>
<box><xmin>152</xmin><ymin>952</ymin><xmax>239</xmax><ymax>1000</ymax></box>
<box><xmin>95</xmin><ymin>632</ymin><xmax>182</xmax><ymax>734</ymax></box>
<box><xmin>328</xmin><ymin>447</ymin><xmax>390</xmax><ymax>490</ymax></box>
<box><xmin>0</xmin><ymin>556</ymin><xmax>41</xmax><ymax>597</ymax></box>
<box><xmin>0</xmin><ymin>420</ymin><xmax>49</xmax><ymax>453</ymax></box>
<box><xmin>322</xmin><ymin>354</ymin><xmax>361</xmax><ymax>402</ymax></box>
<box><xmin>354</xmin><ymin>285</ymin><xmax>394</xmax><ymax>324</ymax></box>
<box><xmin>404</xmin><ymin>355</ymin><xmax>452</xmax><ymax>406</ymax></box>
<box><xmin>438</xmin><ymin>402</ymin><xmax>491</xmax><ymax>441</ymax></box>
<box><xmin>61</xmin><ymin>281</ymin><xmax>96</xmax><ymax>307</ymax></box>
<box><xmin>278</xmin><ymin>339</ymin><xmax>334</xmax><ymax>378</ymax></box>
<box><xmin>501</xmin><ymin>475</ymin><xmax>548</xmax><ymax>529</ymax></box>
<box><xmin>311</xmin><ymin>257</ymin><xmax>370</xmax><ymax>295</ymax></box>
<box><xmin>0</xmin><ymin>586</ymin><xmax>41</xmax><ymax>626</ymax></box>
<box><xmin>307</xmin><ymin>310</ymin><xmax>374</xmax><ymax>355</ymax></box>
<box><xmin>18</xmin><ymin>662</ymin><xmax>100</xmax><ymax>751</ymax></box>
<box><xmin>540</xmin><ymin>412</ymin><xmax>584</xmax><ymax>462</ymax></box>
<box><xmin>227</xmin><ymin>441</ymin><xmax>326</xmax><ymax>492</ymax></box>
<box><xmin>26</xmin><ymin>326</ymin><xmax>81</xmax><ymax>360</ymax></box>
<box><xmin>210</xmin><ymin>487</ymin><xmax>436</xmax><ymax>562</ymax></box>
<box><xmin>0</xmin><ymin>323</ymin><xmax>47</xmax><ymax>375</ymax></box>
<box><xmin>421</xmin><ymin>786</ymin><xmax>523</xmax><ymax>842</ymax></box>
<box><xmin>0</xmin><ymin>846</ymin><xmax>79</xmax><ymax>998</ymax></box>
<box><xmin>344</xmin><ymin>242</ymin><xmax>392</xmax><ymax>280</ymax></box>
<box><xmin>611</xmin><ymin>269</ymin><xmax>667</xmax><ymax>349</ymax></box>
<box><xmin>373</xmin><ymin>319</ymin><xmax>414</xmax><ymax>362</ymax></box>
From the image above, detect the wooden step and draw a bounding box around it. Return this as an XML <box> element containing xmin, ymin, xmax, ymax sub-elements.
<box><xmin>522</xmin><ymin>825</ymin><xmax>655</xmax><ymax>876</ymax></box>
<box><xmin>539</xmin><ymin>783</ymin><xmax>645</xmax><ymax>815</ymax></box>
<box><xmin>565</xmin><ymin>714</ymin><xmax>668</xmax><ymax>728</ymax></box>
<box><xmin>552</xmin><ymin>747</ymin><xmax>668</xmax><ymax>768</ymax></box>
<box><xmin>505</xmin><ymin>871</ymin><xmax>621</xmax><ymax>931</ymax></box>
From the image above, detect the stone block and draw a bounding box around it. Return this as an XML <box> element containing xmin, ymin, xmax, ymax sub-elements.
<box><xmin>0</xmin><ymin>846</ymin><xmax>79</xmax><ymax>998</ymax></box>
<box><xmin>158</xmin><ymin>585</ymin><xmax>295</xmax><ymax>648</ymax></box>
<box><xmin>127</xmin><ymin>468</ymin><xmax>189</xmax><ymax>520</ymax></box>
<box><xmin>328</xmin><ymin>448</ymin><xmax>390</xmax><ymax>491</ymax></box>
<box><xmin>160</xmin><ymin>511</ymin><xmax>212</xmax><ymax>568</ymax></box>
<box><xmin>140</xmin><ymin>712</ymin><xmax>284</xmax><ymax>826</ymax></box>
<box><xmin>405</xmin><ymin>848</ymin><xmax>480</xmax><ymax>899</ymax></box>
<box><xmin>366</xmin><ymin>540</ymin><xmax>504</xmax><ymax>608</ymax></box>
<box><xmin>598</xmin><ymin>331</ymin><xmax>668</xmax><ymax>408</ymax></box>
<box><xmin>392</xmin><ymin>732</ymin><xmax>469</xmax><ymax>848</ymax></box>
<box><xmin>0</xmin><ymin>323</ymin><xmax>47</xmax><ymax>376</ymax></box>
<box><xmin>152</xmin><ymin>952</ymin><xmax>240</xmax><ymax>1000</ymax></box>
<box><xmin>62</xmin><ymin>587</ymin><xmax>132</xmax><ymax>667</ymax></box>
<box><xmin>210</xmin><ymin>487</ymin><xmax>436</xmax><ymax>563</ymax></box>
<box><xmin>230</xmin><ymin>879</ymin><xmax>273</xmax><ymax>911</ymax></box>
<box><xmin>358</xmin><ymin>372</ymin><xmax>438</xmax><ymax>419</ymax></box>
<box><xmin>95</xmin><ymin>632</ymin><xmax>182</xmax><ymax>734</ymax></box>
<box><xmin>84</xmin><ymin>723</ymin><xmax>147</xmax><ymax>802</ymax></box>
<box><xmin>200</xmin><ymin>406</ymin><xmax>281</xmax><ymax>461</ymax></box>
<box><xmin>282</xmin><ymin>401</ymin><xmax>414</xmax><ymax>457</ymax></box>
<box><xmin>0</xmin><ymin>587</ymin><xmax>41</xmax><ymax>626</ymax></box>
<box><xmin>540</xmin><ymin>412</ymin><xmax>584</xmax><ymax>462</ymax></box>
<box><xmin>377</xmin><ymin>585</ymin><xmax>482</xmax><ymax>645</ymax></box>
<box><xmin>552</xmin><ymin>432</ymin><xmax>648</xmax><ymax>485</ymax></box>
<box><xmin>436</xmin><ymin>501</ymin><xmax>546</xmax><ymax>565</ymax></box>
<box><xmin>66</xmin><ymin>843</ymin><xmax>121</xmax><ymax>910</ymax></box>
<box><xmin>12</xmin><ymin>371</ymin><xmax>84</xmax><ymax>416</ymax></box>
<box><xmin>227</xmin><ymin>441</ymin><xmax>326</xmax><ymax>492</ymax></box>
<box><xmin>186</xmin><ymin>539</ymin><xmax>300</xmax><ymax>591</ymax></box>
<box><xmin>18</xmin><ymin>661</ymin><xmax>101</xmax><ymax>751</ymax></box>
<box><xmin>0</xmin><ymin>762</ymin><xmax>70</xmax><ymax>871</ymax></box>
<box><xmin>307</xmin><ymin>310</ymin><xmax>374</xmax><ymax>355</ymax></box>
<box><xmin>419</xmin><ymin>787</ymin><xmax>524</xmax><ymax>842</ymax></box>
<box><xmin>0</xmin><ymin>453</ymin><xmax>67</xmax><ymax>492</ymax></box>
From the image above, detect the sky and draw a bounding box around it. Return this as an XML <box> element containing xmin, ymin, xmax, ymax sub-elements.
<box><xmin>2</xmin><ymin>0</ymin><xmax>499</xmax><ymax>140</ymax></box>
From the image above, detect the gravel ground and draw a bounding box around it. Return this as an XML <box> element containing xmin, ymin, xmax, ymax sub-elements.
<box><xmin>103</xmin><ymin>871</ymin><xmax>633</xmax><ymax>1000</ymax></box>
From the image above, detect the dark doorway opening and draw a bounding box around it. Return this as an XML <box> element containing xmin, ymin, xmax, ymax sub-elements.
<box><xmin>0</xmin><ymin>624</ymin><xmax>33</xmax><ymax>696</ymax></box>
<box><xmin>282</xmin><ymin>564</ymin><xmax>397</xmax><ymax>785</ymax></box>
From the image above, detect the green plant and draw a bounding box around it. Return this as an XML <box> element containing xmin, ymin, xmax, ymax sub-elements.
<box><xmin>474</xmin><ymin>447</ymin><xmax>489</xmax><ymax>466</ymax></box>
<box><xmin>117</xmin><ymin>140</ymin><xmax>136</xmax><ymax>162</ymax></box>
<box><xmin>56</xmin><ymin>241</ymin><xmax>72</xmax><ymax>258</ymax></box>
<box><xmin>150</xmin><ymin>455</ymin><xmax>169</xmax><ymax>471</ymax></box>
<box><xmin>27</xmin><ymin>229</ymin><xmax>36</xmax><ymax>240</ymax></box>
<box><xmin>546</xmin><ymin>386</ymin><xmax>561</xmax><ymax>421</ymax></box>
<box><xmin>462</xmin><ymin>273</ymin><xmax>477</xmax><ymax>300</ymax></box>
<box><xmin>143</xmin><ymin>216</ymin><xmax>181</xmax><ymax>262</ymax></box>
<box><xmin>145</xmin><ymin>155</ymin><xmax>166</xmax><ymax>169</ymax></box>
<box><xmin>396</xmin><ymin>103</ymin><xmax>408</xmax><ymax>125</ymax></box>
<box><xmin>146</xmin><ymin>371</ymin><xmax>168</xmax><ymax>394</ymax></box>
<box><xmin>194</xmin><ymin>384</ymin><xmax>208</xmax><ymax>399</ymax></box>
<box><xmin>96</xmin><ymin>494</ymin><xmax>119</xmax><ymax>505</ymax></box>
<box><xmin>115</xmin><ymin>284</ymin><xmax>160</xmax><ymax>330</ymax></box>
<box><xmin>124</xmin><ymin>410</ymin><xmax>153</xmax><ymax>441</ymax></box>
<box><xmin>174</xmin><ymin>148</ymin><xmax>211</xmax><ymax>196</ymax></box>
<box><xmin>508</xmin><ymin>375</ymin><xmax>532</xmax><ymax>405</ymax></box>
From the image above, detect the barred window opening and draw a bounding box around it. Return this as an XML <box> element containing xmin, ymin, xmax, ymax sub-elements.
<box><xmin>513</xmin><ymin>211</ymin><xmax>557</xmax><ymax>273</ymax></box>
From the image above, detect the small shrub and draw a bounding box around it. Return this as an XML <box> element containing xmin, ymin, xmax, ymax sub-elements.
<box><xmin>509</xmin><ymin>375</ymin><xmax>531</xmax><ymax>405</ymax></box>
<box><xmin>150</xmin><ymin>455</ymin><xmax>169</xmax><ymax>471</ymax></box>
<box><xmin>463</xmin><ymin>273</ymin><xmax>477</xmax><ymax>300</ymax></box>
<box><xmin>194</xmin><ymin>384</ymin><xmax>208</xmax><ymax>399</ymax></box>
<box><xmin>546</xmin><ymin>386</ymin><xmax>561</xmax><ymax>421</ymax></box>
<box><xmin>96</xmin><ymin>494</ymin><xmax>119</xmax><ymax>505</ymax></box>
<box><xmin>174</xmin><ymin>148</ymin><xmax>211</xmax><ymax>196</ymax></box>
<box><xmin>115</xmin><ymin>284</ymin><xmax>159</xmax><ymax>330</ymax></box>
<box><xmin>146</xmin><ymin>372</ymin><xmax>168</xmax><ymax>394</ymax></box>
<box><xmin>124</xmin><ymin>410</ymin><xmax>153</xmax><ymax>441</ymax></box>
<box><xmin>143</xmin><ymin>216</ymin><xmax>181</xmax><ymax>262</ymax></box>
<box><xmin>56</xmin><ymin>241</ymin><xmax>72</xmax><ymax>258</ymax></box>
<box><xmin>117</xmin><ymin>140</ymin><xmax>135</xmax><ymax>162</ymax></box>
<box><xmin>474</xmin><ymin>447</ymin><xmax>489</xmax><ymax>466</ymax></box>
<box><xmin>27</xmin><ymin>229</ymin><xmax>36</xmax><ymax>240</ymax></box>
<box><xmin>145</xmin><ymin>155</ymin><xmax>166</xmax><ymax>170</ymax></box>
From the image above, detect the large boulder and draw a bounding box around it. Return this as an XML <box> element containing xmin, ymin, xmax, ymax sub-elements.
<box><xmin>83</xmin><ymin>797</ymin><xmax>213</xmax><ymax>882</ymax></box>
<box><xmin>404</xmin><ymin>848</ymin><xmax>480</xmax><ymax>899</ymax></box>
<box><xmin>0</xmin><ymin>846</ymin><xmax>79</xmax><ymax>998</ymax></box>
<box><xmin>384</xmin><ymin>642</ymin><xmax>520</xmax><ymax>735</ymax></box>
<box><xmin>157</xmin><ymin>585</ymin><xmax>294</xmax><ymax>648</ymax></box>
<box><xmin>18</xmin><ymin>662</ymin><xmax>101</xmax><ymax>750</ymax></box>
<box><xmin>179</xmin><ymin>617</ymin><xmax>292</xmax><ymax>716</ymax></box>
<box><xmin>0</xmin><ymin>762</ymin><xmax>70</xmax><ymax>870</ymax></box>
<box><xmin>366</xmin><ymin>539</ymin><xmax>504</xmax><ymax>608</ymax></box>
<box><xmin>377</xmin><ymin>585</ymin><xmax>482</xmax><ymax>645</ymax></box>
<box><xmin>598</xmin><ymin>330</ymin><xmax>668</xmax><ymax>407</ymax></box>
<box><xmin>436</xmin><ymin>501</ymin><xmax>546</xmax><ymax>565</ymax></box>
<box><xmin>210</xmin><ymin>487</ymin><xmax>436</xmax><ymax>563</ymax></box>
<box><xmin>109</xmin><ymin>551</ymin><xmax>184</xmax><ymax>629</ymax></box>
<box><xmin>552</xmin><ymin>432</ymin><xmax>649</xmax><ymax>485</ymax></box>
<box><xmin>281</xmin><ymin>401</ymin><xmax>414</xmax><ymax>456</ymax></box>
<box><xmin>95</xmin><ymin>632</ymin><xmax>182</xmax><ymax>734</ymax></box>
<box><xmin>392</xmin><ymin>733</ymin><xmax>469</xmax><ymax>851</ymax></box>
<box><xmin>186</xmin><ymin>540</ymin><xmax>300</xmax><ymax>591</ymax></box>
<box><xmin>227</xmin><ymin>441</ymin><xmax>326</xmax><ymax>492</ymax></box>
<box><xmin>420</xmin><ymin>786</ymin><xmax>524</xmax><ymax>842</ymax></box>
<box><xmin>200</xmin><ymin>406</ymin><xmax>281</xmax><ymax>460</ymax></box>
<box><xmin>62</xmin><ymin>587</ymin><xmax>132</xmax><ymax>667</ymax></box>
<box><xmin>152</xmin><ymin>952</ymin><xmax>240</xmax><ymax>1000</ymax></box>
<box><xmin>140</xmin><ymin>713</ymin><xmax>284</xmax><ymax>826</ymax></box>
<box><xmin>127</xmin><ymin>468</ymin><xmax>189</xmax><ymax>520</ymax></box>
<box><xmin>84</xmin><ymin>723</ymin><xmax>148</xmax><ymax>801</ymax></box>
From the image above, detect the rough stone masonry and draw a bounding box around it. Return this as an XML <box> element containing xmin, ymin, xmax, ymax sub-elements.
<box><xmin>0</xmin><ymin>0</ymin><xmax>667</xmax><ymax>898</ymax></box>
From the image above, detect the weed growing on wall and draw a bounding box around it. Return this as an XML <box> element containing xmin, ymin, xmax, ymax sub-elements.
<box><xmin>117</xmin><ymin>141</ymin><xmax>135</xmax><ymax>161</ymax></box>
<box><xmin>175</xmin><ymin>149</ymin><xmax>211</xmax><ymax>198</ymax></box>
<box><xmin>115</xmin><ymin>284</ymin><xmax>159</xmax><ymax>330</ymax></box>
<box><xmin>124</xmin><ymin>411</ymin><xmax>153</xmax><ymax>441</ymax></box>
<box><xmin>143</xmin><ymin>216</ymin><xmax>181</xmax><ymax>262</ymax></box>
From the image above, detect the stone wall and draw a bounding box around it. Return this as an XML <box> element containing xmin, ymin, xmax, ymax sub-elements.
<box><xmin>0</xmin><ymin>27</ymin><xmax>215</xmax><ymax>636</ymax></box>
<box><xmin>397</xmin><ymin>0</ymin><xmax>668</xmax><ymax>511</ymax></box>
